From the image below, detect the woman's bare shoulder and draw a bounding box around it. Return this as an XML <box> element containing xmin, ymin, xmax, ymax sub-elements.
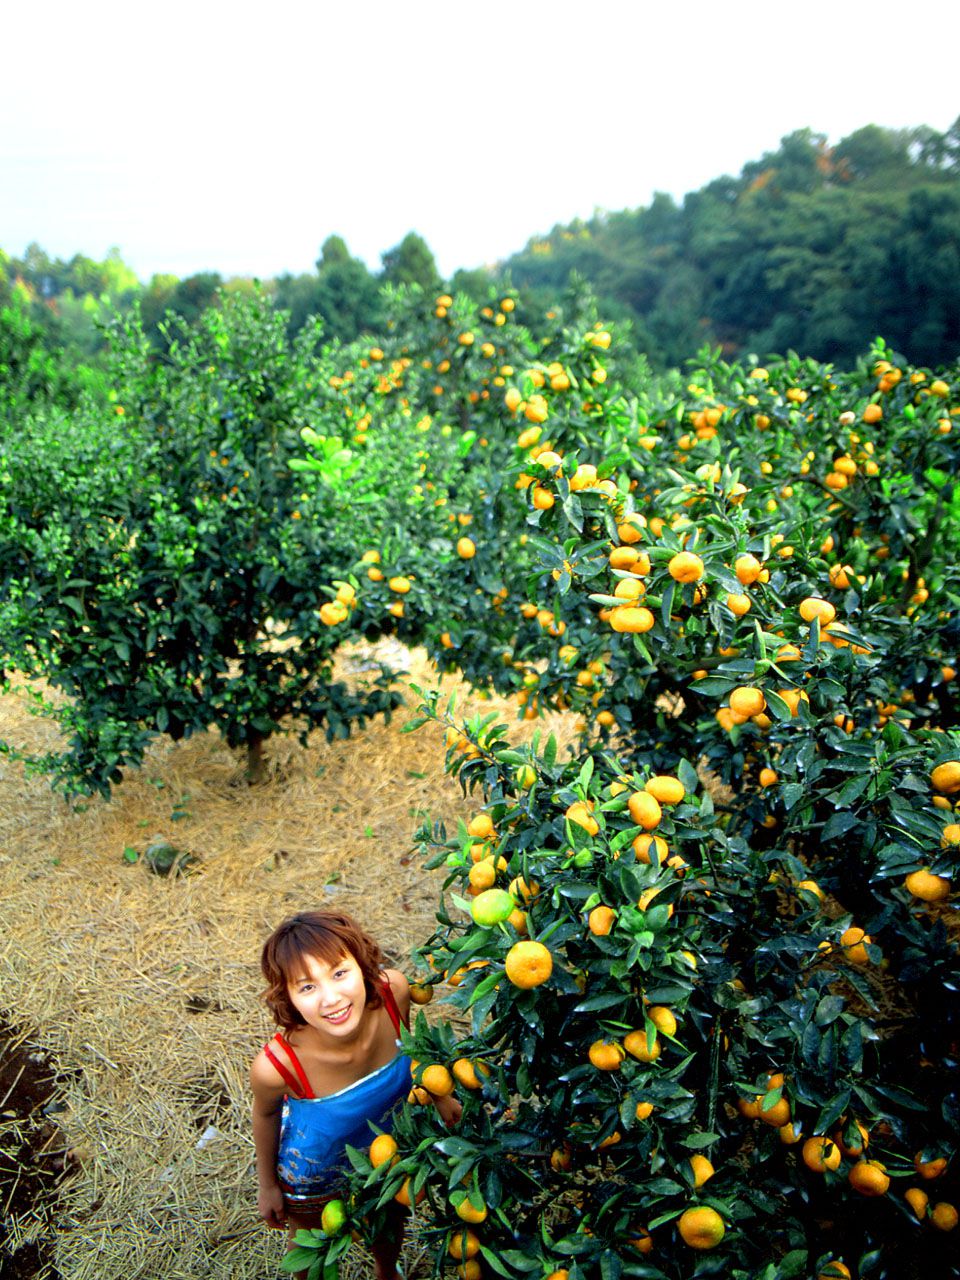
<box><xmin>383</xmin><ymin>968</ymin><xmax>411</xmax><ymax>1018</ymax></box>
<box><xmin>250</xmin><ymin>1038</ymin><xmax>288</xmax><ymax>1097</ymax></box>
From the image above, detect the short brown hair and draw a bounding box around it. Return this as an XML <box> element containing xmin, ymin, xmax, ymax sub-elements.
<box><xmin>260</xmin><ymin>911</ymin><xmax>385</xmax><ymax>1030</ymax></box>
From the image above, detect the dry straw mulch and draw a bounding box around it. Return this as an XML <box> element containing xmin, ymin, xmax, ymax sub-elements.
<box><xmin>0</xmin><ymin>642</ymin><xmax>576</xmax><ymax>1280</ymax></box>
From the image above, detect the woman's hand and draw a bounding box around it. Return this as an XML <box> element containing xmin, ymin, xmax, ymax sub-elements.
<box><xmin>434</xmin><ymin>1093</ymin><xmax>463</xmax><ymax>1128</ymax></box>
<box><xmin>258</xmin><ymin>1181</ymin><xmax>287</xmax><ymax>1229</ymax></box>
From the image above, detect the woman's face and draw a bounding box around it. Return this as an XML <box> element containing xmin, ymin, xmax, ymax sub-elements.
<box><xmin>286</xmin><ymin>951</ymin><xmax>367</xmax><ymax>1039</ymax></box>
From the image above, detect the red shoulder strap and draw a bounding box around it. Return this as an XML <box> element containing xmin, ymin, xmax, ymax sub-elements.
<box><xmin>380</xmin><ymin>978</ymin><xmax>407</xmax><ymax>1036</ymax></box>
<box><xmin>264</xmin><ymin>1035</ymin><xmax>315</xmax><ymax>1099</ymax></box>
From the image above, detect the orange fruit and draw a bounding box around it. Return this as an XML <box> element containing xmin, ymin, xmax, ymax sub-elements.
<box><xmin>452</xmin><ymin>1059</ymin><xmax>490</xmax><ymax>1090</ymax></box>
<box><xmin>388</xmin><ymin>575</ymin><xmax>411</xmax><ymax>594</ymax></box>
<box><xmin>455</xmin><ymin>1195</ymin><xmax>488</xmax><ymax>1224</ymax></box>
<box><xmin>409</xmin><ymin>982</ymin><xmax>433</xmax><ymax>1005</ymax></box>
<box><xmin>644</xmin><ymin>775</ymin><xmax>685</xmax><ymax>805</ymax></box>
<box><xmin>730</xmin><ymin>686</ymin><xmax>766</xmax><ymax>718</ymax></box>
<box><xmin>677</xmin><ymin>1205</ymin><xmax>725</xmax><ymax>1249</ymax></box>
<box><xmin>689</xmin><ymin>1154</ymin><xmax>714</xmax><ymax>1186</ymax></box>
<box><xmin>834</xmin><ymin>1119</ymin><xmax>869</xmax><ymax>1157</ymax></box>
<box><xmin>904</xmin><ymin>868</ymin><xmax>951</xmax><ymax>902</ymax></box>
<box><xmin>840</xmin><ymin>926</ymin><xmax>872</xmax><ymax>964</ymax></box>
<box><xmin>759</xmin><ymin>767</ymin><xmax>778</xmax><ymax>787</ymax></box>
<box><xmin>931</xmin><ymin>761</ymin><xmax>960</xmax><ymax>793</ymax></box>
<box><xmin>817</xmin><ymin>1263</ymin><xmax>851</xmax><ymax>1280</ymax></box>
<box><xmin>735</xmin><ymin>553</ymin><xmax>763</xmax><ymax>585</ymax></box>
<box><xmin>633</xmin><ymin>833</ymin><xmax>668</xmax><ymax>864</ymax></box>
<box><xmin>624</xmin><ymin>1029</ymin><xmax>661</xmax><ymax>1062</ymax></box>
<box><xmin>504</xmin><ymin>940</ymin><xmax>552</xmax><ymax>988</ymax></box>
<box><xmin>904</xmin><ymin>1187</ymin><xmax>929</xmax><ymax>1220</ymax></box>
<box><xmin>668</xmin><ymin>551</ymin><xmax>705</xmax><ymax>583</ymax></box>
<box><xmin>588</xmin><ymin>905</ymin><xmax>616</xmax><ymax>936</ymax></box>
<box><xmin>567</xmin><ymin>801</ymin><xmax>600</xmax><ymax>835</ymax></box>
<box><xmin>628</xmin><ymin>790</ymin><xmax>662</xmax><ymax>830</ymax></box>
<box><xmin>848</xmin><ymin>1159</ymin><xmax>890</xmax><ymax>1196</ymax></box>
<box><xmin>447</xmin><ymin>1229</ymin><xmax>481</xmax><ymax>1260</ymax></box>
<box><xmin>647</xmin><ymin>1005</ymin><xmax>677</xmax><ymax>1037</ymax></box>
<box><xmin>915</xmin><ymin>1152</ymin><xmax>948</xmax><ymax>1179</ymax></box>
<box><xmin>588</xmin><ymin>1039</ymin><xmax>626</xmax><ymax>1071</ymax></box>
<box><xmin>609</xmin><ymin>605</ymin><xmax>655</xmax><ymax>633</ymax></box>
<box><xmin>635</xmin><ymin>1100</ymin><xmax>654</xmax><ymax>1120</ymax></box>
<box><xmin>394</xmin><ymin>1176</ymin><xmax>424</xmax><ymax>1207</ymax></box>
<box><xmin>467</xmin><ymin>813</ymin><xmax>495</xmax><ymax>839</ymax></box>
<box><xmin>931</xmin><ymin>1201</ymin><xmax>958</xmax><ymax>1231</ymax></box>
<box><xmin>471</xmin><ymin>888</ymin><xmax>515</xmax><ymax>927</ymax></box>
<box><xmin>550</xmin><ymin>1144</ymin><xmax>572</xmax><ymax>1171</ymax></box>
<box><xmin>798</xmin><ymin>597</ymin><xmax>836</xmax><ymax>625</ymax></box>
<box><xmin>420</xmin><ymin>1064</ymin><xmax>455</xmax><ymax>1097</ymax></box>
<box><xmin>369</xmin><ymin>1133</ymin><xmax>398</xmax><ymax>1168</ymax></box>
<box><xmin>456</xmin><ymin>1262</ymin><xmax>482</xmax><ymax>1280</ymax></box>
<box><xmin>727</xmin><ymin>592</ymin><xmax>752</xmax><ymax>616</ymax></box>
<box><xmin>456</xmin><ymin>537</ymin><xmax>476</xmax><ymax>559</ymax></box>
<box><xmin>628</xmin><ymin>1229</ymin><xmax>653</xmax><ymax>1253</ymax></box>
<box><xmin>802</xmin><ymin>1136</ymin><xmax>842</xmax><ymax>1172</ymax></box>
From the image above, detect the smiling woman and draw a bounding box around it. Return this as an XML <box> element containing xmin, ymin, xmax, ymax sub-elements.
<box><xmin>249</xmin><ymin>910</ymin><xmax>450</xmax><ymax>1280</ymax></box>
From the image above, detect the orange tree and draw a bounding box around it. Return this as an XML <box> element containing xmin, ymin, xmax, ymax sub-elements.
<box><xmin>0</xmin><ymin>290</ymin><xmax>412</xmax><ymax>794</ymax></box>
<box><xmin>287</xmin><ymin>301</ymin><xmax>959</xmax><ymax>1278</ymax></box>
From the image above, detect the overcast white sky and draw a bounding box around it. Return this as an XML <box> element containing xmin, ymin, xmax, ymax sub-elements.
<box><xmin>3</xmin><ymin>1</ymin><xmax>958</xmax><ymax>283</ymax></box>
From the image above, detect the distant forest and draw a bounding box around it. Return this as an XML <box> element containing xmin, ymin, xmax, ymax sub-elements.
<box><xmin>3</xmin><ymin>122</ymin><xmax>960</xmax><ymax>369</ymax></box>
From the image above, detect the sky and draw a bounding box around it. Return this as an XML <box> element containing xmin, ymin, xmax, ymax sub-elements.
<box><xmin>3</xmin><ymin>1</ymin><xmax>959</xmax><ymax>284</ymax></box>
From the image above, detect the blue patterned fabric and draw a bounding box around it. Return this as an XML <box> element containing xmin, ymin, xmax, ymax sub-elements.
<box><xmin>277</xmin><ymin>1051</ymin><xmax>411</xmax><ymax>1198</ymax></box>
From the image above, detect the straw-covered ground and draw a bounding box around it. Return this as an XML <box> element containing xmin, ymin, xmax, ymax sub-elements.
<box><xmin>0</xmin><ymin>642</ymin><xmax>575</xmax><ymax>1280</ymax></box>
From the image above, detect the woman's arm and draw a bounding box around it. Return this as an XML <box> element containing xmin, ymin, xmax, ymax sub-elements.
<box><xmin>250</xmin><ymin>1051</ymin><xmax>287</xmax><ymax>1228</ymax></box>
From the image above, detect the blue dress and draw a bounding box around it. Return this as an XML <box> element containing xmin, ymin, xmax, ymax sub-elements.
<box><xmin>265</xmin><ymin>981</ymin><xmax>411</xmax><ymax>1205</ymax></box>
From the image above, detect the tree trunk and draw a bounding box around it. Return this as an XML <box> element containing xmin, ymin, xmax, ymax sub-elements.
<box><xmin>246</xmin><ymin>733</ymin><xmax>267</xmax><ymax>785</ymax></box>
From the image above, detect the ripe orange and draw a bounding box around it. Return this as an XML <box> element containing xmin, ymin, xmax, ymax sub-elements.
<box><xmin>735</xmin><ymin>553</ymin><xmax>763</xmax><ymax>584</ymax></box>
<box><xmin>609</xmin><ymin>605</ymin><xmax>655</xmax><ymax>633</ymax></box>
<box><xmin>588</xmin><ymin>1039</ymin><xmax>626</xmax><ymax>1071</ymax></box>
<box><xmin>904</xmin><ymin>1186</ymin><xmax>929</xmax><ymax>1220</ymax></box>
<box><xmin>456</xmin><ymin>536</ymin><xmax>476</xmax><ymax>559</ymax></box>
<box><xmin>467</xmin><ymin>813</ymin><xmax>495</xmax><ymax>839</ymax></box>
<box><xmin>840</xmin><ymin>926</ymin><xmax>872</xmax><ymax>964</ymax></box>
<box><xmin>848</xmin><ymin>1159</ymin><xmax>890</xmax><ymax>1196</ymax></box>
<box><xmin>456</xmin><ymin>1261</ymin><xmax>482</xmax><ymax>1280</ymax></box>
<box><xmin>588</xmin><ymin>905</ymin><xmax>616</xmax><ymax>936</ymax></box>
<box><xmin>727</xmin><ymin>592</ymin><xmax>752</xmax><ymax>616</ymax></box>
<box><xmin>504</xmin><ymin>940</ymin><xmax>552</xmax><ymax>988</ymax></box>
<box><xmin>369</xmin><ymin>1133</ymin><xmax>398</xmax><ymax>1168</ymax></box>
<box><xmin>409</xmin><ymin>982</ymin><xmax>433</xmax><ymax>1005</ymax></box>
<box><xmin>677</xmin><ymin>1205</ymin><xmax>725</xmax><ymax>1249</ymax></box>
<box><xmin>550</xmin><ymin>1144</ymin><xmax>572</xmax><ymax>1171</ymax></box>
<box><xmin>802</xmin><ymin>1136</ymin><xmax>842</xmax><ymax>1172</ymax></box>
<box><xmin>447</xmin><ymin>1229</ymin><xmax>481</xmax><ymax>1261</ymax></box>
<box><xmin>834</xmin><ymin>1119</ymin><xmax>869</xmax><ymax>1157</ymax></box>
<box><xmin>624</xmin><ymin>1028</ymin><xmax>661</xmax><ymax>1062</ymax></box>
<box><xmin>647</xmin><ymin>1005</ymin><xmax>677</xmax><ymax>1037</ymax></box>
<box><xmin>915</xmin><ymin>1152</ymin><xmax>948</xmax><ymax>1179</ymax></box>
<box><xmin>904</xmin><ymin>868</ymin><xmax>951</xmax><ymax>902</ymax></box>
<box><xmin>567</xmin><ymin>801</ymin><xmax>599</xmax><ymax>834</ymax></box>
<box><xmin>668</xmin><ymin>551</ymin><xmax>705</xmax><ymax>583</ymax></box>
<box><xmin>931</xmin><ymin>760</ymin><xmax>960</xmax><ymax>794</ymax></box>
<box><xmin>931</xmin><ymin>1201</ymin><xmax>958</xmax><ymax>1231</ymax></box>
<box><xmin>635</xmin><ymin>1100</ymin><xmax>654</xmax><ymax>1120</ymax></box>
<box><xmin>798</xmin><ymin>596</ymin><xmax>836</xmax><ymax>625</ymax></box>
<box><xmin>455</xmin><ymin>1195</ymin><xmax>488</xmax><ymax>1224</ymax></box>
<box><xmin>730</xmin><ymin>686</ymin><xmax>766</xmax><ymax>718</ymax></box>
<box><xmin>420</xmin><ymin>1064</ymin><xmax>454</xmax><ymax>1097</ymax></box>
<box><xmin>689</xmin><ymin>1154</ymin><xmax>714</xmax><ymax>1186</ymax></box>
<box><xmin>645</xmin><ymin>775</ymin><xmax>685</xmax><ymax>805</ymax></box>
<box><xmin>394</xmin><ymin>1176</ymin><xmax>425</xmax><ymax>1206</ymax></box>
<box><xmin>628</xmin><ymin>790</ymin><xmax>662</xmax><ymax>830</ymax></box>
<box><xmin>759</xmin><ymin>767</ymin><xmax>778</xmax><ymax>787</ymax></box>
<box><xmin>633</xmin><ymin>833</ymin><xmax>668</xmax><ymax>864</ymax></box>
